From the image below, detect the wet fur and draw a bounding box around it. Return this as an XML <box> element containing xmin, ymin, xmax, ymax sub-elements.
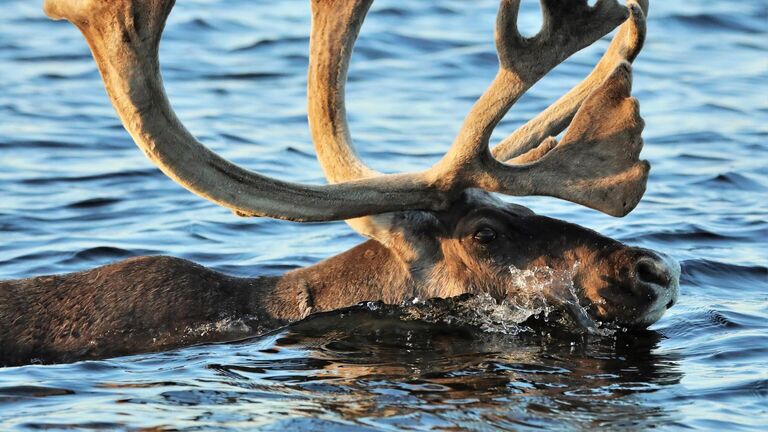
<box><xmin>1</xmin><ymin>193</ymin><xmax>672</xmax><ymax>366</ymax></box>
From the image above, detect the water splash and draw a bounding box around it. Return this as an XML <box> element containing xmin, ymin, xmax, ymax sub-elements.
<box><xmin>506</xmin><ymin>263</ymin><xmax>614</xmax><ymax>336</ymax></box>
<box><xmin>401</xmin><ymin>292</ymin><xmax>538</xmax><ymax>335</ymax></box>
<box><xmin>184</xmin><ymin>316</ymin><xmax>257</xmax><ymax>339</ymax></box>
<box><xmin>399</xmin><ymin>263</ymin><xmax>614</xmax><ymax>336</ymax></box>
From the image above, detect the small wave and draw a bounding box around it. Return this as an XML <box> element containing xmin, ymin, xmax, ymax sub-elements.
<box><xmin>69</xmin><ymin>247</ymin><xmax>135</xmax><ymax>261</ymax></box>
<box><xmin>0</xmin><ymin>385</ymin><xmax>74</xmax><ymax>399</ymax></box>
<box><xmin>231</xmin><ymin>36</ymin><xmax>309</xmax><ymax>52</ymax></box>
<box><xmin>379</xmin><ymin>32</ymin><xmax>467</xmax><ymax>54</ymax></box>
<box><xmin>693</xmin><ymin>172</ymin><xmax>767</xmax><ymax>191</ymax></box>
<box><xmin>669</xmin><ymin>13</ymin><xmax>764</xmax><ymax>34</ymax></box>
<box><xmin>373</xmin><ymin>6</ymin><xmax>409</xmax><ymax>17</ymax></box>
<box><xmin>681</xmin><ymin>259</ymin><xmax>768</xmax><ymax>293</ymax></box>
<box><xmin>13</xmin><ymin>53</ymin><xmax>92</xmax><ymax>62</ymax></box>
<box><xmin>706</xmin><ymin>310</ymin><xmax>742</xmax><ymax>329</ymax></box>
<box><xmin>0</xmin><ymin>139</ymin><xmax>89</xmax><ymax>150</ymax></box>
<box><xmin>653</xmin><ymin>131</ymin><xmax>729</xmax><ymax>145</ymax></box>
<box><xmin>483</xmin><ymin>361</ymin><xmax>571</xmax><ymax>376</ymax></box>
<box><xmin>65</xmin><ymin>197</ymin><xmax>121</xmax><ymax>209</ymax></box>
<box><xmin>179</xmin><ymin>18</ymin><xmax>215</xmax><ymax>30</ymax></box>
<box><xmin>677</xmin><ymin>153</ymin><xmax>731</xmax><ymax>162</ymax></box>
<box><xmin>219</xmin><ymin>132</ymin><xmax>254</xmax><ymax>145</ymax></box>
<box><xmin>19</xmin><ymin>422</ymin><xmax>127</xmax><ymax>430</ymax></box>
<box><xmin>201</xmin><ymin>72</ymin><xmax>286</xmax><ymax>81</ymax></box>
<box><xmin>634</xmin><ymin>227</ymin><xmax>732</xmax><ymax>243</ymax></box>
<box><xmin>20</xmin><ymin>169</ymin><xmax>158</xmax><ymax>185</ymax></box>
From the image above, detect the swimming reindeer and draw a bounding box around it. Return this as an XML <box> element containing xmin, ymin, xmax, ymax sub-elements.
<box><xmin>0</xmin><ymin>0</ymin><xmax>678</xmax><ymax>366</ymax></box>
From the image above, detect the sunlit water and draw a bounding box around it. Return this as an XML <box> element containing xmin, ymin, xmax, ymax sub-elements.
<box><xmin>1</xmin><ymin>0</ymin><xmax>766</xmax><ymax>430</ymax></box>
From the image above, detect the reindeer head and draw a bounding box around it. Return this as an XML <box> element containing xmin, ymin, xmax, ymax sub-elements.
<box><xmin>44</xmin><ymin>0</ymin><xmax>678</xmax><ymax>328</ymax></box>
<box><xmin>394</xmin><ymin>190</ymin><xmax>679</xmax><ymax>329</ymax></box>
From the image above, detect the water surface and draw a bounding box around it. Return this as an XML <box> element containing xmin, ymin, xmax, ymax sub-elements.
<box><xmin>0</xmin><ymin>0</ymin><xmax>766</xmax><ymax>430</ymax></box>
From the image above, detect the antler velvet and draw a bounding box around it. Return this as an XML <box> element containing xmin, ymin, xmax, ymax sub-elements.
<box><xmin>43</xmin><ymin>0</ymin><xmax>651</xmax><ymax>242</ymax></box>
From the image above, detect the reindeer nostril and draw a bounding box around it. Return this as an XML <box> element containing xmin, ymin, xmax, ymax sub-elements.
<box><xmin>635</xmin><ymin>258</ymin><xmax>671</xmax><ymax>287</ymax></box>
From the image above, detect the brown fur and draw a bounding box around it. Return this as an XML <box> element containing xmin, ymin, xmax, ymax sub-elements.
<box><xmin>0</xmin><ymin>192</ymin><xmax>677</xmax><ymax>366</ymax></box>
<box><xmin>0</xmin><ymin>256</ymin><xmax>282</xmax><ymax>365</ymax></box>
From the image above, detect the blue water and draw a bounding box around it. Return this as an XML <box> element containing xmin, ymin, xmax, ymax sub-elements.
<box><xmin>1</xmin><ymin>0</ymin><xmax>766</xmax><ymax>430</ymax></box>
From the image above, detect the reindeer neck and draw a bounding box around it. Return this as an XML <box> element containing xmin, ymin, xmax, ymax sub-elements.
<box><xmin>264</xmin><ymin>240</ymin><xmax>413</xmax><ymax>321</ymax></box>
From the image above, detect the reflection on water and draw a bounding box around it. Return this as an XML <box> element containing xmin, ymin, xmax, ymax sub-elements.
<box><xmin>259</xmin><ymin>311</ymin><xmax>682</xmax><ymax>430</ymax></box>
<box><xmin>1</xmin><ymin>304</ymin><xmax>684</xmax><ymax>430</ymax></box>
<box><xmin>0</xmin><ymin>0</ymin><xmax>766</xmax><ymax>430</ymax></box>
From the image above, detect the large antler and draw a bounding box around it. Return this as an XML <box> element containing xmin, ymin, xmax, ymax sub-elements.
<box><xmin>42</xmin><ymin>0</ymin><xmax>446</xmax><ymax>223</ymax></box>
<box><xmin>307</xmin><ymin>0</ymin><xmax>650</xmax><ymax>241</ymax></box>
<box><xmin>428</xmin><ymin>0</ymin><xmax>650</xmax><ymax>217</ymax></box>
<box><xmin>44</xmin><ymin>0</ymin><xmax>649</xmax><ymax>241</ymax></box>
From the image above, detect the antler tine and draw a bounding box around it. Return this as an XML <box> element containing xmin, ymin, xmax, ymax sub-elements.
<box><xmin>440</xmin><ymin>0</ymin><xmax>628</xmax><ymax>165</ymax></box>
<box><xmin>43</xmin><ymin>0</ymin><xmax>448</xmax><ymax>223</ymax></box>
<box><xmin>308</xmin><ymin>0</ymin><xmax>379</xmax><ymax>183</ymax></box>
<box><xmin>494</xmin><ymin>0</ymin><xmax>648</xmax><ymax>162</ymax></box>
<box><xmin>308</xmin><ymin>0</ymin><xmax>408</xmax><ymax>243</ymax></box>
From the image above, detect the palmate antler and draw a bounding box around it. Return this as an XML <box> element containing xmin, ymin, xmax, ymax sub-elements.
<box><xmin>44</xmin><ymin>0</ymin><xmax>648</xmax><ymax>244</ymax></box>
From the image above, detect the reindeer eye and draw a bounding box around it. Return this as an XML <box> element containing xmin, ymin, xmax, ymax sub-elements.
<box><xmin>473</xmin><ymin>227</ymin><xmax>497</xmax><ymax>244</ymax></box>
